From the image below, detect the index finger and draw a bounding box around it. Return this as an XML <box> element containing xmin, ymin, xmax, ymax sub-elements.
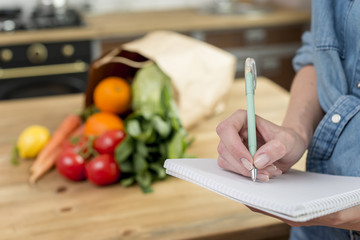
<box><xmin>216</xmin><ymin>110</ymin><xmax>253</xmax><ymax>163</ymax></box>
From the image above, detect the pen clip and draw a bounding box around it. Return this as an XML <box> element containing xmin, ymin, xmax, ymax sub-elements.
<box><xmin>245</xmin><ymin>58</ymin><xmax>257</xmax><ymax>90</ymax></box>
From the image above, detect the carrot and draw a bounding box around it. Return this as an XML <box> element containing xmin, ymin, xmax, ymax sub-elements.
<box><xmin>69</xmin><ymin>124</ymin><xmax>85</xmax><ymax>138</ymax></box>
<box><xmin>29</xmin><ymin>147</ymin><xmax>61</xmax><ymax>184</ymax></box>
<box><xmin>30</xmin><ymin>114</ymin><xmax>82</xmax><ymax>178</ymax></box>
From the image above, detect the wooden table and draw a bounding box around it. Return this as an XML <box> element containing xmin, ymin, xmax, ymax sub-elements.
<box><xmin>0</xmin><ymin>78</ymin><xmax>304</xmax><ymax>240</ymax></box>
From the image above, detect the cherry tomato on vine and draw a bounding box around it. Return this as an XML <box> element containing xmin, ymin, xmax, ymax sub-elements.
<box><xmin>86</xmin><ymin>154</ymin><xmax>121</xmax><ymax>186</ymax></box>
<box><xmin>62</xmin><ymin>135</ymin><xmax>93</xmax><ymax>158</ymax></box>
<box><xmin>93</xmin><ymin>130</ymin><xmax>126</xmax><ymax>155</ymax></box>
<box><xmin>56</xmin><ymin>151</ymin><xmax>87</xmax><ymax>181</ymax></box>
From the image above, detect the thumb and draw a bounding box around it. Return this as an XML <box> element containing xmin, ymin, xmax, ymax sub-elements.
<box><xmin>253</xmin><ymin>139</ymin><xmax>286</xmax><ymax>169</ymax></box>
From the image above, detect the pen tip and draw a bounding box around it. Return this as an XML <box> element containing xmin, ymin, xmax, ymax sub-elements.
<box><xmin>250</xmin><ymin>168</ymin><xmax>257</xmax><ymax>182</ymax></box>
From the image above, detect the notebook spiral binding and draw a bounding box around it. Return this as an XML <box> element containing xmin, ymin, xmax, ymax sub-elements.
<box><xmin>298</xmin><ymin>190</ymin><xmax>360</xmax><ymax>218</ymax></box>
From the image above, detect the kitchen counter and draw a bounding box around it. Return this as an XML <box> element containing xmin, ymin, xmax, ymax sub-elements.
<box><xmin>0</xmin><ymin>77</ymin><xmax>306</xmax><ymax>239</ymax></box>
<box><xmin>0</xmin><ymin>7</ymin><xmax>311</xmax><ymax>93</ymax></box>
<box><xmin>0</xmin><ymin>8</ymin><xmax>310</xmax><ymax>45</ymax></box>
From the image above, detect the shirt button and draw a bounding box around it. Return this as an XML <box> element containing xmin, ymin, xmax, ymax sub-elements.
<box><xmin>331</xmin><ymin>114</ymin><xmax>341</xmax><ymax>124</ymax></box>
<box><xmin>357</xmin><ymin>82</ymin><xmax>360</xmax><ymax>88</ymax></box>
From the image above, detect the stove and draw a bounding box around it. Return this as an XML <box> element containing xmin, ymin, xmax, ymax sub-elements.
<box><xmin>0</xmin><ymin>5</ymin><xmax>83</xmax><ymax>32</ymax></box>
<box><xmin>31</xmin><ymin>6</ymin><xmax>83</xmax><ymax>30</ymax></box>
<box><xmin>0</xmin><ymin>6</ymin><xmax>96</xmax><ymax>100</ymax></box>
<box><xmin>0</xmin><ymin>8</ymin><xmax>25</xmax><ymax>32</ymax></box>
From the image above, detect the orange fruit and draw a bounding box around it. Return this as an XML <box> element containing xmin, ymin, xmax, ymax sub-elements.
<box><xmin>94</xmin><ymin>76</ymin><xmax>131</xmax><ymax>114</ymax></box>
<box><xmin>84</xmin><ymin>112</ymin><xmax>124</xmax><ymax>136</ymax></box>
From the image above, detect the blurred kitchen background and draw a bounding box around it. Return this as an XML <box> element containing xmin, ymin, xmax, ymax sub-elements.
<box><xmin>0</xmin><ymin>0</ymin><xmax>311</xmax><ymax>100</ymax></box>
<box><xmin>0</xmin><ymin>0</ymin><xmax>310</xmax><ymax>15</ymax></box>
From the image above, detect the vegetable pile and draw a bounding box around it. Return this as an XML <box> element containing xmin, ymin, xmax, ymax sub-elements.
<box><xmin>12</xmin><ymin>63</ymin><xmax>191</xmax><ymax>193</ymax></box>
<box><xmin>116</xmin><ymin>63</ymin><xmax>190</xmax><ymax>192</ymax></box>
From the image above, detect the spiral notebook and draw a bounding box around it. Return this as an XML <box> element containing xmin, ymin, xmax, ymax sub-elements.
<box><xmin>164</xmin><ymin>158</ymin><xmax>360</xmax><ymax>222</ymax></box>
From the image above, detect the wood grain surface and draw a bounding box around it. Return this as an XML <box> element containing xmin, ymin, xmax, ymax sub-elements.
<box><xmin>0</xmin><ymin>78</ymin><xmax>304</xmax><ymax>240</ymax></box>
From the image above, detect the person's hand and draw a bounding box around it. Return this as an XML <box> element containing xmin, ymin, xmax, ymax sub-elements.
<box><xmin>216</xmin><ymin>109</ymin><xmax>307</xmax><ymax>181</ymax></box>
<box><xmin>247</xmin><ymin>205</ymin><xmax>360</xmax><ymax>231</ymax></box>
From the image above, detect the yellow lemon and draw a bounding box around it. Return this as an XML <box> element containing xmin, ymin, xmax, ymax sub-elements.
<box><xmin>17</xmin><ymin>125</ymin><xmax>51</xmax><ymax>159</ymax></box>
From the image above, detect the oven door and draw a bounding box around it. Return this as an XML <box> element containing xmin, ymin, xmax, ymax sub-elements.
<box><xmin>0</xmin><ymin>62</ymin><xmax>89</xmax><ymax>100</ymax></box>
<box><xmin>0</xmin><ymin>40</ymin><xmax>97</xmax><ymax>100</ymax></box>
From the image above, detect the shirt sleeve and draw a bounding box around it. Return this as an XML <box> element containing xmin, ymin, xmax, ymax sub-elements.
<box><xmin>292</xmin><ymin>31</ymin><xmax>314</xmax><ymax>72</ymax></box>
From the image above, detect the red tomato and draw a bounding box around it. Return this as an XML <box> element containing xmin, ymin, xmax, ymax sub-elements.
<box><xmin>62</xmin><ymin>135</ymin><xmax>91</xmax><ymax>158</ymax></box>
<box><xmin>93</xmin><ymin>130</ymin><xmax>126</xmax><ymax>154</ymax></box>
<box><xmin>56</xmin><ymin>152</ymin><xmax>87</xmax><ymax>181</ymax></box>
<box><xmin>86</xmin><ymin>154</ymin><xmax>121</xmax><ymax>186</ymax></box>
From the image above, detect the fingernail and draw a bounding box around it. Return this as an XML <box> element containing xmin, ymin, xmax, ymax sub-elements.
<box><xmin>240</xmin><ymin>158</ymin><xmax>252</xmax><ymax>171</ymax></box>
<box><xmin>264</xmin><ymin>165</ymin><xmax>277</xmax><ymax>175</ymax></box>
<box><xmin>274</xmin><ymin>169</ymin><xmax>283</xmax><ymax>177</ymax></box>
<box><xmin>254</xmin><ymin>154</ymin><xmax>270</xmax><ymax>168</ymax></box>
<box><xmin>257</xmin><ymin>174</ymin><xmax>269</xmax><ymax>182</ymax></box>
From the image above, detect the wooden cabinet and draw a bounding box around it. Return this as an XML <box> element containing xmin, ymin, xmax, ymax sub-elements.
<box><xmin>203</xmin><ymin>25</ymin><xmax>305</xmax><ymax>48</ymax></box>
<box><xmin>192</xmin><ymin>23</ymin><xmax>309</xmax><ymax>91</ymax></box>
<box><xmin>101</xmin><ymin>36</ymin><xmax>140</xmax><ymax>55</ymax></box>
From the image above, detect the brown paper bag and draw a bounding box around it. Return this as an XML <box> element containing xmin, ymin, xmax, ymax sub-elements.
<box><xmin>86</xmin><ymin>30</ymin><xmax>236</xmax><ymax>129</ymax></box>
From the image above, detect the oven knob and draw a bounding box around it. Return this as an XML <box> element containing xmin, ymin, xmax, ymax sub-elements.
<box><xmin>27</xmin><ymin>43</ymin><xmax>48</xmax><ymax>64</ymax></box>
<box><xmin>62</xmin><ymin>44</ymin><xmax>75</xmax><ymax>57</ymax></box>
<box><xmin>1</xmin><ymin>48</ymin><xmax>13</xmax><ymax>62</ymax></box>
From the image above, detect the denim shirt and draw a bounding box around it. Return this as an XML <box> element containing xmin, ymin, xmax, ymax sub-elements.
<box><xmin>290</xmin><ymin>1</ymin><xmax>360</xmax><ymax>239</ymax></box>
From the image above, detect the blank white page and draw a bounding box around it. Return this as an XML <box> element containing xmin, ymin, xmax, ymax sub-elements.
<box><xmin>164</xmin><ymin>158</ymin><xmax>360</xmax><ymax>222</ymax></box>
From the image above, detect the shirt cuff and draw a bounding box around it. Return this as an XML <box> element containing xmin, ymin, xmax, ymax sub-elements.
<box><xmin>292</xmin><ymin>31</ymin><xmax>314</xmax><ymax>72</ymax></box>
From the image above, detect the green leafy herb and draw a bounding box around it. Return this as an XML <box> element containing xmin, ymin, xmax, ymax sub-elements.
<box><xmin>115</xmin><ymin>63</ymin><xmax>192</xmax><ymax>193</ymax></box>
<box><xmin>79</xmin><ymin>105</ymin><xmax>99</xmax><ymax>121</ymax></box>
<box><xmin>121</xmin><ymin>177</ymin><xmax>135</xmax><ymax>187</ymax></box>
<box><xmin>115</xmin><ymin>136</ymin><xmax>133</xmax><ymax>163</ymax></box>
<box><xmin>10</xmin><ymin>145</ymin><xmax>19</xmax><ymax>166</ymax></box>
